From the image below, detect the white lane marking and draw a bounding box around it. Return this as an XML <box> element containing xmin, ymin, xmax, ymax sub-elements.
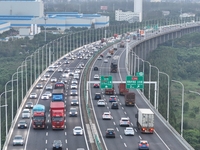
<box><xmin>48</xmin><ymin>119</ymin><xmax>49</xmax><ymax>122</ymax></box>
<box><xmin>46</xmin><ymin>132</ymin><xmax>48</xmax><ymax>136</ymax></box>
<box><xmin>120</xmin><ymin>103</ymin><xmax>122</xmax><ymax>105</ymax></box>
<box><xmin>47</xmin><ymin>126</ymin><xmax>48</xmax><ymax>129</ymax></box>
<box><xmin>45</xmin><ymin>148</ymin><xmax>47</xmax><ymax>150</ymax></box>
<box><xmin>107</xmin><ymin>106</ymin><xmax>109</xmax><ymax>109</ymax></box>
<box><xmin>46</xmin><ymin>140</ymin><xmax>47</xmax><ymax>144</ymax></box>
<box><xmin>139</xmin><ymin>136</ymin><xmax>142</xmax><ymax>140</ymax></box>
<box><xmin>124</xmin><ymin>143</ymin><xmax>127</xmax><ymax>147</ymax></box>
<box><xmin>124</xmin><ymin>111</ymin><xmax>127</xmax><ymax>114</ymax></box>
<box><xmin>113</xmin><ymin>122</ymin><xmax>116</xmax><ymax>125</ymax></box>
<box><xmin>65</xmin><ymin>139</ymin><xmax>67</xmax><ymax>143</ymax></box>
<box><xmin>154</xmin><ymin>130</ymin><xmax>171</xmax><ymax>150</ymax></box>
<box><xmin>120</xmin><ymin>135</ymin><xmax>123</xmax><ymax>139</ymax></box>
<box><xmin>134</xmin><ymin>128</ymin><xmax>137</xmax><ymax>132</ymax></box>
<box><xmin>131</xmin><ymin>123</ymin><xmax>133</xmax><ymax>126</ymax></box>
<box><xmin>116</xmin><ymin>127</ymin><xmax>119</xmax><ymax>132</ymax></box>
<box><xmin>122</xmin><ymin>107</ymin><xmax>124</xmax><ymax>110</ymax></box>
<box><xmin>65</xmin><ymin>125</ymin><xmax>66</xmax><ymax>128</ymax></box>
<box><xmin>65</xmin><ymin>132</ymin><xmax>67</xmax><ymax>136</ymax></box>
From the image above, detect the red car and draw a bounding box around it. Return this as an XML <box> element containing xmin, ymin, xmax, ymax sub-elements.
<box><xmin>93</xmin><ymin>83</ymin><xmax>100</xmax><ymax>88</ymax></box>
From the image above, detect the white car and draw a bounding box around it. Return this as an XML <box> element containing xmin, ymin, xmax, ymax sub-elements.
<box><xmin>124</xmin><ymin>127</ymin><xmax>134</xmax><ymax>136</ymax></box>
<box><xmin>62</xmin><ymin>73</ymin><xmax>68</xmax><ymax>78</ymax></box>
<box><xmin>73</xmin><ymin>73</ymin><xmax>79</xmax><ymax>79</ymax></box>
<box><xmin>97</xmin><ymin>57</ymin><xmax>102</xmax><ymax>60</ymax></box>
<box><xmin>30</xmin><ymin>93</ymin><xmax>37</xmax><ymax>99</ymax></box>
<box><xmin>36</xmin><ymin>83</ymin><xmax>43</xmax><ymax>89</ymax></box>
<box><xmin>102</xmin><ymin>112</ymin><xmax>113</xmax><ymax>120</ymax></box>
<box><xmin>44</xmin><ymin>73</ymin><xmax>50</xmax><ymax>78</ymax></box>
<box><xmin>13</xmin><ymin>135</ymin><xmax>24</xmax><ymax>146</ymax></box>
<box><xmin>71</xmin><ymin>79</ymin><xmax>78</xmax><ymax>84</ymax></box>
<box><xmin>104</xmin><ymin>59</ymin><xmax>108</xmax><ymax>63</ymax></box>
<box><xmin>97</xmin><ymin>99</ymin><xmax>106</xmax><ymax>107</ymax></box>
<box><xmin>71</xmin><ymin>84</ymin><xmax>78</xmax><ymax>89</ymax></box>
<box><xmin>22</xmin><ymin>109</ymin><xmax>31</xmax><ymax>119</ymax></box>
<box><xmin>94</xmin><ymin>74</ymin><xmax>99</xmax><ymax>80</ymax></box>
<box><xmin>41</xmin><ymin>94</ymin><xmax>49</xmax><ymax>100</ymax></box>
<box><xmin>40</xmin><ymin>77</ymin><xmax>47</xmax><ymax>81</ymax></box>
<box><xmin>58</xmin><ymin>68</ymin><xmax>63</xmax><ymax>72</ymax></box>
<box><xmin>51</xmin><ymin>77</ymin><xmax>57</xmax><ymax>82</ymax></box>
<box><xmin>48</xmin><ymin>67</ymin><xmax>55</xmax><ymax>72</ymax></box>
<box><xmin>73</xmin><ymin>126</ymin><xmax>83</xmax><ymax>135</ymax></box>
<box><xmin>119</xmin><ymin>117</ymin><xmax>130</xmax><ymax>126</ymax></box>
<box><xmin>45</xmin><ymin>84</ymin><xmax>53</xmax><ymax>90</ymax></box>
<box><xmin>44</xmin><ymin>91</ymin><xmax>52</xmax><ymax>97</ymax></box>
<box><xmin>74</xmin><ymin>69</ymin><xmax>81</xmax><ymax>74</ymax></box>
<box><xmin>25</xmin><ymin>102</ymin><xmax>33</xmax><ymax>109</ymax></box>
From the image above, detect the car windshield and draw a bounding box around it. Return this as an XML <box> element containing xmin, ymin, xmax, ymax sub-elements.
<box><xmin>72</xmin><ymin>99</ymin><xmax>78</xmax><ymax>102</ymax></box>
<box><xmin>75</xmin><ymin>127</ymin><xmax>81</xmax><ymax>130</ymax></box>
<box><xmin>15</xmin><ymin>136</ymin><xmax>22</xmax><ymax>139</ymax></box>
<box><xmin>23</xmin><ymin>110</ymin><xmax>29</xmax><ymax>113</ymax></box>
<box><xmin>52</xmin><ymin>117</ymin><xmax>64</xmax><ymax>121</ymax></box>
<box><xmin>33</xmin><ymin>116</ymin><xmax>45</xmax><ymax>121</ymax></box>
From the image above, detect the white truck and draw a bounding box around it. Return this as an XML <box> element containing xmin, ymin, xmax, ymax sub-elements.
<box><xmin>113</xmin><ymin>44</ymin><xmax>117</xmax><ymax>50</ymax></box>
<box><xmin>136</xmin><ymin>109</ymin><xmax>154</xmax><ymax>133</ymax></box>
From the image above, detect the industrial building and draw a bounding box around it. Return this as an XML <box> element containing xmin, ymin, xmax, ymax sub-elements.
<box><xmin>0</xmin><ymin>0</ymin><xmax>109</xmax><ymax>35</ymax></box>
<box><xmin>0</xmin><ymin>21</ymin><xmax>10</xmax><ymax>34</ymax></box>
<box><xmin>115</xmin><ymin>0</ymin><xmax>142</xmax><ymax>23</ymax></box>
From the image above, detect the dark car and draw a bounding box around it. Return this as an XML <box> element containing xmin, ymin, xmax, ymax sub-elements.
<box><xmin>17</xmin><ymin>120</ymin><xmax>28</xmax><ymax>129</ymax></box>
<box><xmin>71</xmin><ymin>99</ymin><xmax>79</xmax><ymax>106</ymax></box>
<box><xmin>138</xmin><ymin>140</ymin><xmax>149</xmax><ymax>150</ymax></box>
<box><xmin>69</xmin><ymin>107</ymin><xmax>78</xmax><ymax>117</ymax></box>
<box><xmin>25</xmin><ymin>102</ymin><xmax>33</xmax><ymax>109</ymax></box>
<box><xmin>109</xmin><ymin>95</ymin><xmax>117</xmax><ymax>102</ymax></box>
<box><xmin>53</xmin><ymin>140</ymin><xmax>62</xmax><ymax>150</ymax></box>
<box><xmin>111</xmin><ymin>102</ymin><xmax>119</xmax><ymax>109</ymax></box>
<box><xmin>70</xmin><ymin>90</ymin><xmax>78</xmax><ymax>96</ymax></box>
<box><xmin>94</xmin><ymin>66</ymin><xmax>98</xmax><ymax>71</ymax></box>
<box><xmin>61</xmin><ymin>78</ymin><xmax>67</xmax><ymax>84</ymax></box>
<box><xmin>94</xmin><ymin>93</ymin><xmax>101</xmax><ymax>100</ymax></box>
<box><xmin>64</xmin><ymin>68</ymin><xmax>70</xmax><ymax>73</ymax></box>
<box><xmin>105</xmin><ymin>128</ymin><xmax>115</xmax><ymax>138</ymax></box>
<box><xmin>93</xmin><ymin>83</ymin><xmax>100</xmax><ymax>88</ymax></box>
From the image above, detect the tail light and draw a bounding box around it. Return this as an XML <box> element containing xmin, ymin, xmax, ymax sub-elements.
<box><xmin>142</xmin><ymin>128</ymin><xmax>145</xmax><ymax>131</ymax></box>
<box><xmin>139</xmin><ymin>144</ymin><xmax>142</xmax><ymax>146</ymax></box>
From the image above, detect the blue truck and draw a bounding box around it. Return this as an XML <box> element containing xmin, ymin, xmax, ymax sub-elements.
<box><xmin>52</xmin><ymin>89</ymin><xmax>65</xmax><ymax>102</ymax></box>
<box><xmin>32</xmin><ymin>104</ymin><xmax>46</xmax><ymax>129</ymax></box>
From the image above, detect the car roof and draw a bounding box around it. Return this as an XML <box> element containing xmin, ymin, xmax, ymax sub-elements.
<box><xmin>95</xmin><ymin>93</ymin><xmax>101</xmax><ymax>94</ymax></box>
<box><xmin>106</xmin><ymin>128</ymin><xmax>114</xmax><ymax>130</ymax></box>
<box><xmin>121</xmin><ymin>117</ymin><xmax>129</xmax><ymax>120</ymax></box>
<box><xmin>140</xmin><ymin>140</ymin><xmax>148</xmax><ymax>143</ymax></box>
<box><xmin>103</xmin><ymin>112</ymin><xmax>110</xmax><ymax>114</ymax></box>
<box><xmin>23</xmin><ymin>109</ymin><xmax>30</xmax><ymax>111</ymax></box>
<box><xmin>14</xmin><ymin>135</ymin><xmax>23</xmax><ymax>138</ymax></box>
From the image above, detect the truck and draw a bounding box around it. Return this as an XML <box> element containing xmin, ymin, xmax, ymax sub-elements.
<box><xmin>55</xmin><ymin>82</ymin><xmax>65</xmax><ymax>90</ymax></box>
<box><xmin>118</xmin><ymin>83</ymin><xmax>129</xmax><ymax>95</ymax></box>
<box><xmin>109</xmin><ymin>49</ymin><xmax>114</xmax><ymax>55</ymax></box>
<box><xmin>52</xmin><ymin>89</ymin><xmax>65</xmax><ymax>102</ymax></box>
<box><xmin>113</xmin><ymin>34</ymin><xmax>118</xmax><ymax>39</ymax></box>
<box><xmin>136</xmin><ymin>109</ymin><xmax>154</xmax><ymax>133</ymax></box>
<box><xmin>105</xmin><ymin>86</ymin><xmax>114</xmax><ymax>95</ymax></box>
<box><xmin>120</xmin><ymin>41</ymin><xmax>125</xmax><ymax>48</ymax></box>
<box><xmin>110</xmin><ymin>62</ymin><xmax>117</xmax><ymax>73</ymax></box>
<box><xmin>113</xmin><ymin>44</ymin><xmax>117</xmax><ymax>50</ymax></box>
<box><xmin>101</xmin><ymin>38</ymin><xmax>106</xmax><ymax>43</ymax></box>
<box><xmin>124</xmin><ymin>92</ymin><xmax>135</xmax><ymax>106</ymax></box>
<box><xmin>50</xmin><ymin>101</ymin><xmax>65</xmax><ymax>130</ymax></box>
<box><xmin>32</xmin><ymin>104</ymin><xmax>46</xmax><ymax>129</ymax></box>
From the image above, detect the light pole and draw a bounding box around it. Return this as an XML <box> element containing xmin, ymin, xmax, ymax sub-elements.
<box><xmin>25</xmin><ymin>55</ymin><xmax>32</xmax><ymax>93</ymax></box>
<box><xmin>44</xmin><ymin>14</ymin><xmax>48</xmax><ymax>42</ymax></box>
<box><xmin>150</xmin><ymin>65</ymin><xmax>159</xmax><ymax>110</ymax></box>
<box><xmin>171</xmin><ymin>80</ymin><xmax>184</xmax><ymax>137</ymax></box>
<box><xmin>143</xmin><ymin>60</ymin><xmax>151</xmax><ymax>100</ymax></box>
<box><xmin>0</xmin><ymin>91</ymin><xmax>8</xmax><ymax>150</ymax></box>
<box><xmin>160</xmin><ymin>71</ymin><xmax>170</xmax><ymax>122</ymax></box>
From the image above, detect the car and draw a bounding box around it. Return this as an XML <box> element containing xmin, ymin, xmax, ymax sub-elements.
<box><xmin>70</xmin><ymin>90</ymin><xmax>78</xmax><ymax>96</ymax></box>
<box><xmin>60</xmin><ymin>78</ymin><xmax>67</xmax><ymax>84</ymax></box>
<box><xmin>44</xmin><ymin>73</ymin><xmax>50</xmax><ymax>78</ymax></box>
<box><xmin>124</xmin><ymin>127</ymin><xmax>135</xmax><ymax>136</ymax></box>
<box><xmin>73</xmin><ymin>73</ymin><xmax>79</xmax><ymax>79</ymax></box>
<box><xmin>58</xmin><ymin>67</ymin><xmax>63</xmax><ymax>72</ymax></box>
<box><xmin>109</xmin><ymin>95</ymin><xmax>117</xmax><ymax>102</ymax></box>
<box><xmin>94</xmin><ymin>93</ymin><xmax>101</xmax><ymax>100</ymax></box>
<box><xmin>106</xmin><ymin>53</ymin><xmax>112</xmax><ymax>58</ymax></box>
<box><xmin>64</xmin><ymin>68</ymin><xmax>70</xmax><ymax>73</ymax></box>
<box><xmin>53</xmin><ymin>64</ymin><xmax>59</xmax><ymax>68</ymax></box>
<box><xmin>93</xmin><ymin>66</ymin><xmax>98</xmax><ymax>71</ymax></box>
<box><xmin>44</xmin><ymin>91</ymin><xmax>52</xmax><ymax>97</ymax></box>
<box><xmin>22</xmin><ymin>109</ymin><xmax>31</xmax><ymax>119</ymax></box>
<box><xmin>138</xmin><ymin>140</ymin><xmax>149</xmax><ymax>150</ymax></box>
<box><xmin>57</xmin><ymin>61</ymin><xmax>62</xmax><ymax>65</ymax></box>
<box><xmin>62</xmin><ymin>73</ymin><xmax>68</xmax><ymax>78</ymax></box>
<box><xmin>94</xmin><ymin>74</ymin><xmax>100</xmax><ymax>80</ymax></box>
<box><xmin>25</xmin><ymin>102</ymin><xmax>33</xmax><ymax>109</ymax></box>
<box><xmin>48</xmin><ymin>66</ymin><xmax>55</xmax><ymax>72</ymax></box>
<box><xmin>119</xmin><ymin>117</ymin><xmax>130</xmax><ymax>126</ymax></box>
<box><xmin>104</xmin><ymin>59</ymin><xmax>108</xmax><ymax>63</ymax></box>
<box><xmin>69</xmin><ymin>57</ymin><xmax>74</xmax><ymax>60</ymax></box>
<box><xmin>53</xmin><ymin>140</ymin><xmax>62</xmax><ymax>150</ymax></box>
<box><xmin>40</xmin><ymin>76</ymin><xmax>47</xmax><ymax>81</ymax></box>
<box><xmin>111</xmin><ymin>102</ymin><xmax>119</xmax><ymax>109</ymax></box>
<box><xmin>29</xmin><ymin>92</ymin><xmax>37</xmax><ymax>99</ymax></box>
<box><xmin>105</xmin><ymin>128</ymin><xmax>115</xmax><ymax>138</ymax></box>
<box><xmin>83</xmin><ymin>56</ymin><xmax>88</xmax><ymax>60</ymax></box>
<box><xmin>71</xmin><ymin>99</ymin><xmax>79</xmax><ymax>106</ymax></box>
<box><xmin>13</xmin><ymin>135</ymin><xmax>24</xmax><ymax>146</ymax></box>
<box><xmin>18</xmin><ymin>120</ymin><xmax>28</xmax><ymax>129</ymax></box>
<box><xmin>97</xmin><ymin>57</ymin><xmax>102</xmax><ymax>60</ymax></box>
<box><xmin>41</xmin><ymin>94</ymin><xmax>50</xmax><ymax>100</ymax></box>
<box><xmin>93</xmin><ymin>83</ymin><xmax>100</xmax><ymax>88</ymax></box>
<box><xmin>64</xmin><ymin>60</ymin><xmax>70</xmax><ymax>64</ymax></box>
<box><xmin>97</xmin><ymin>99</ymin><xmax>106</xmax><ymax>107</ymax></box>
<box><xmin>46</xmin><ymin>84</ymin><xmax>53</xmax><ymax>90</ymax></box>
<box><xmin>102</xmin><ymin>112</ymin><xmax>113</xmax><ymax>120</ymax></box>
<box><xmin>77</xmin><ymin>148</ymin><xmax>85</xmax><ymax>150</ymax></box>
<box><xmin>73</xmin><ymin>126</ymin><xmax>83</xmax><ymax>135</ymax></box>
<box><xmin>71</xmin><ymin>79</ymin><xmax>78</xmax><ymax>84</ymax></box>
<box><xmin>36</xmin><ymin>83</ymin><xmax>43</xmax><ymax>89</ymax></box>
<box><xmin>74</xmin><ymin>69</ymin><xmax>81</xmax><ymax>74</ymax></box>
<box><xmin>69</xmin><ymin>71</ymin><xmax>74</xmax><ymax>76</ymax></box>
<box><xmin>69</xmin><ymin>107</ymin><xmax>78</xmax><ymax>117</ymax></box>
<box><xmin>71</xmin><ymin>84</ymin><xmax>78</xmax><ymax>89</ymax></box>
<box><xmin>51</xmin><ymin>77</ymin><xmax>57</xmax><ymax>82</ymax></box>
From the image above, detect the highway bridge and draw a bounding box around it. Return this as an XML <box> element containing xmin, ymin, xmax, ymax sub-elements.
<box><xmin>2</xmin><ymin>21</ymin><xmax>200</xmax><ymax>150</ymax></box>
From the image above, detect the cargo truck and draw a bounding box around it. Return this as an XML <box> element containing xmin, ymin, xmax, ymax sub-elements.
<box><xmin>50</xmin><ymin>101</ymin><xmax>65</xmax><ymax>130</ymax></box>
<box><xmin>55</xmin><ymin>82</ymin><xmax>65</xmax><ymax>90</ymax></box>
<box><xmin>52</xmin><ymin>89</ymin><xmax>65</xmax><ymax>102</ymax></box>
<box><xmin>110</xmin><ymin>62</ymin><xmax>118</xmax><ymax>73</ymax></box>
<box><xmin>105</xmin><ymin>86</ymin><xmax>114</xmax><ymax>95</ymax></box>
<box><xmin>113</xmin><ymin>44</ymin><xmax>117</xmax><ymax>50</ymax></box>
<box><xmin>118</xmin><ymin>83</ymin><xmax>129</xmax><ymax>95</ymax></box>
<box><xmin>120</xmin><ymin>41</ymin><xmax>125</xmax><ymax>48</ymax></box>
<box><xmin>32</xmin><ymin>104</ymin><xmax>46</xmax><ymax>129</ymax></box>
<box><xmin>124</xmin><ymin>92</ymin><xmax>135</xmax><ymax>106</ymax></box>
<box><xmin>136</xmin><ymin>109</ymin><xmax>154</xmax><ymax>133</ymax></box>
<box><xmin>109</xmin><ymin>49</ymin><xmax>114</xmax><ymax>55</ymax></box>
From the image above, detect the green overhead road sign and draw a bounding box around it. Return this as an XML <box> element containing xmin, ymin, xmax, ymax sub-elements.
<box><xmin>126</xmin><ymin>72</ymin><xmax>144</xmax><ymax>89</ymax></box>
<box><xmin>100</xmin><ymin>76</ymin><xmax>113</xmax><ymax>89</ymax></box>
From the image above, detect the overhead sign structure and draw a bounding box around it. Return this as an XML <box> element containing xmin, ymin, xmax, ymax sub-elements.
<box><xmin>126</xmin><ymin>72</ymin><xmax>144</xmax><ymax>89</ymax></box>
<box><xmin>100</xmin><ymin>76</ymin><xmax>113</xmax><ymax>89</ymax></box>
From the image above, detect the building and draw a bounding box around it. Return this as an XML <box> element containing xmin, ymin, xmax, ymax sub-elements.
<box><xmin>0</xmin><ymin>21</ymin><xmax>10</xmax><ymax>34</ymax></box>
<box><xmin>0</xmin><ymin>0</ymin><xmax>109</xmax><ymax>33</ymax></box>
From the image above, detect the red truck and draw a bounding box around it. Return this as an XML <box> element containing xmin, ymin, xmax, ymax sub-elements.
<box><xmin>50</xmin><ymin>101</ymin><xmax>65</xmax><ymax>130</ymax></box>
<box><xmin>105</xmin><ymin>86</ymin><xmax>114</xmax><ymax>95</ymax></box>
<box><xmin>124</xmin><ymin>92</ymin><xmax>135</xmax><ymax>106</ymax></box>
<box><xmin>118</xmin><ymin>83</ymin><xmax>129</xmax><ymax>95</ymax></box>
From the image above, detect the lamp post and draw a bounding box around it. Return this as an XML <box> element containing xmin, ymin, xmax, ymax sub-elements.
<box><xmin>171</xmin><ymin>80</ymin><xmax>184</xmax><ymax>137</ymax></box>
<box><xmin>150</xmin><ymin>65</ymin><xmax>159</xmax><ymax>110</ymax></box>
<box><xmin>143</xmin><ymin>60</ymin><xmax>151</xmax><ymax>101</ymax></box>
<box><xmin>44</xmin><ymin>14</ymin><xmax>48</xmax><ymax>42</ymax></box>
<box><xmin>0</xmin><ymin>91</ymin><xmax>8</xmax><ymax>149</ymax></box>
<box><xmin>25</xmin><ymin>55</ymin><xmax>32</xmax><ymax>93</ymax></box>
<box><xmin>160</xmin><ymin>71</ymin><xmax>170</xmax><ymax>122</ymax></box>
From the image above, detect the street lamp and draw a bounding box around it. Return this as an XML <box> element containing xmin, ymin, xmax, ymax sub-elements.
<box><xmin>160</xmin><ymin>71</ymin><xmax>170</xmax><ymax>122</ymax></box>
<box><xmin>171</xmin><ymin>79</ymin><xmax>184</xmax><ymax>137</ymax></box>
<box><xmin>150</xmin><ymin>65</ymin><xmax>159</xmax><ymax>110</ymax></box>
<box><xmin>44</xmin><ymin>14</ymin><xmax>48</xmax><ymax>42</ymax></box>
<box><xmin>143</xmin><ymin>60</ymin><xmax>151</xmax><ymax>101</ymax></box>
